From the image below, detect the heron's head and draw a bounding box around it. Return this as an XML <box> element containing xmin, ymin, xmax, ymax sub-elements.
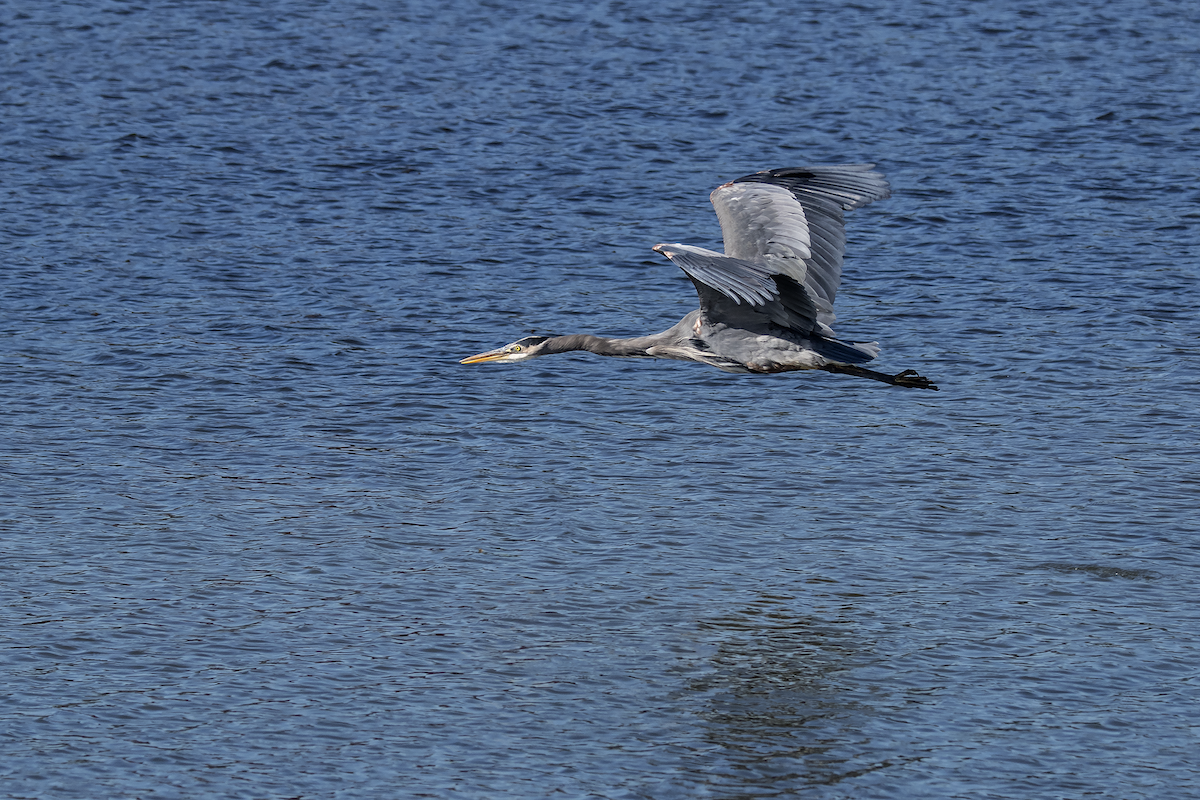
<box><xmin>460</xmin><ymin>335</ymin><xmax>555</xmax><ymax>364</ymax></box>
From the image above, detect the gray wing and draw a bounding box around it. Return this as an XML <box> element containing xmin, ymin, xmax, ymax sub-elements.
<box><xmin>654</xmin><ymin>164</ymin><xmax>890</xmax><ymax>334</ymax></box>
<box><xmin>650</xmin><ymin>242</ymin><xmax>825</xmax><ymax>334</ymax></box>
<box><xmin>715</xmin><ymin>164</ymin><xmax>891</xmax><ymax>314</ymax></box>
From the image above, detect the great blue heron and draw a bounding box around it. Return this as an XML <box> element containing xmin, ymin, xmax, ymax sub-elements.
<box><xmin>461</xmin><ymin>165</ymin><xmax>937</xmax><ymax>390</ymax></box>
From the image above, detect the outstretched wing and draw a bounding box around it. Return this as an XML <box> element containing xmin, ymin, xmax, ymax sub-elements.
<box><xmin>654</xmin><ymin>164</ymin><xmax>890</xmax><ymax>334</ymax></box>
<box><xmin>715</xmin><ymin>164</ymin><xmax>890</xmax><ymax>314</ymax></box>
<box><xmin>650</xmin><ymin>242</ymin><xmax>825</xmax><ymax>334</ymax></box>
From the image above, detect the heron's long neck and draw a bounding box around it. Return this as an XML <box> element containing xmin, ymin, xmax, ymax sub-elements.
<box><xmin>543</xmin><ymin>334</ymin><xmax>655</xmax><ymax>358</ymax></box>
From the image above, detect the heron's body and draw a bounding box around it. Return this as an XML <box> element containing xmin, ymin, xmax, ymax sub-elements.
<box><xmin>462</xmin><ymin>165</ymin><xmax>937</xmax><ymax>390</ymax></box>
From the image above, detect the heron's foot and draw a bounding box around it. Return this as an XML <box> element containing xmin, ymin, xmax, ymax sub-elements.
<box><xmin>893</xmin><ymin>369</ymin><xmax>938</xmax><ymax>391</ymax></box>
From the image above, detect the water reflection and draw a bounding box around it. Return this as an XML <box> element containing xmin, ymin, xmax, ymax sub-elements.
<box><xmin>684</xmin><ymin>598</ymin><xmax>900</xmax><ymax>794</ymax></box>
<box><xmin>1035</xmin><ymin>562</ymin><xmax>1160</xmax><ymax>581</ymax></box>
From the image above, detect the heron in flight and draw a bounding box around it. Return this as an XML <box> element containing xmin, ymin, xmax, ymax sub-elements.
<box><xmin>461</xmin><ymin>165</ymin><xmax>937</xmax><ymax>390</ymax></box>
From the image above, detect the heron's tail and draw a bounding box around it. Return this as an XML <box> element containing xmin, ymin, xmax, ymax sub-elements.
<box><xmin>813</xmin><ymin>336</ymin><xmax>880</xmax><ymax>364</ymax></box>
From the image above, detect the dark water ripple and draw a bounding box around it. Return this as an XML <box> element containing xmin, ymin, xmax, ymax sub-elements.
<box><xmin>3</xmin><ymin>0</ymin><xmax>1200</xmax><ymax>798</ymax></box>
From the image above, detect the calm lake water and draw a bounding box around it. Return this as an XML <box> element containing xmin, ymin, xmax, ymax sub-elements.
<box><xmin>3</xmin><ymin>0</ymin><xmax>1199</xmax><ymax>797</ymax></box>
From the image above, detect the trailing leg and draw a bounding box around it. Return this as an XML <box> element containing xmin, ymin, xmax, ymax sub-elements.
<box><xmin>819</xmin><ymin>363</ymin><xmax>938</xmax><ymax>390</ymax></box>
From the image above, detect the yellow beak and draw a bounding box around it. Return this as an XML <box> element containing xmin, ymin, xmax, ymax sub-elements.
<box><xmin>459</xmin><ymin>349</ymin><xmax>510</xmax><ymax>364</ymax></box>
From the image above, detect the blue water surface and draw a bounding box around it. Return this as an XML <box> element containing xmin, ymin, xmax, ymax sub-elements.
<box><xmin>3</xmin><ymin>1</ymin><xmax>1199</xmax><ymax>798</ymax></box>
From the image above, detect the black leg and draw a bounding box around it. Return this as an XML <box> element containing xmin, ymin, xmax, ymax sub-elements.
<box><xmin>820</xmin><ymin>363</ymin><xmax>939</xmax><ymax>390</ymax></box>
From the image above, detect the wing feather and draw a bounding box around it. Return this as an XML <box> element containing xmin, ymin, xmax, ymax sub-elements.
<box><xmin>650</xmin><ymin>244</ymin><xmax>777</xmax><ymax>305</ymax></box>
<box><xmin>651</xmin><ymin>244</ymin><xmax>831</xmax><ymax>334</ymax></box>
<box><xmin>653</xmin><ymin>164</ymin><xmax>890</xmax><ymax>335</ymax></box>
<box><xmin>716</xmin><ymin>164</ymin><xmax>890</xmax><ymax>316</ymax></box>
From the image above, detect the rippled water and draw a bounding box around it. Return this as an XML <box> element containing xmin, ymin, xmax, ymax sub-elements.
<box><xmin>3</xmin><ymin>1</ymin><xmax>1199</xmax><ymax>797</ymax></box>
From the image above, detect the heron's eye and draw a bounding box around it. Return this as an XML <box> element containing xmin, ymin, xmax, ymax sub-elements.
<box><xmin>510</xmin><ymin>345</ymin><xmax>522</xmax><ymax>353</ymax></box>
